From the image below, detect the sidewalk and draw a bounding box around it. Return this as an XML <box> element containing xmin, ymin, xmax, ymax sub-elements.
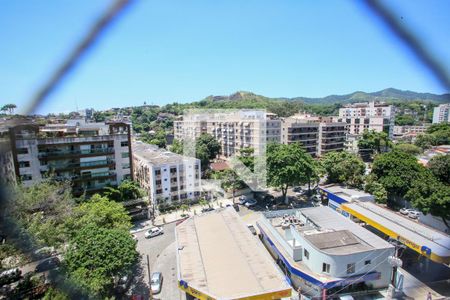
<box><xmin>153</xmin><ymin>198</ymin><xmax>234</xmax><ymax>226</ymax></box>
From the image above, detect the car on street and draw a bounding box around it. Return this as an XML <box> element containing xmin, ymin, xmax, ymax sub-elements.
<box><xmin>400</xmin><ymin>208</ymin><xmax>412</xmax><ymax>215</ymax></box>
<box><xmin>245</xmin><ymin>199</ymin><xmax>257</xmax><ymax>208</ymax></box>
<box><xmin>150</xmin><ymin>272</ymin><xmax>163</xmax><ymax>294</ymax></box>
<box><xmin>292</xmin><ymin>186</ymin><xmax>302</xmax><ymax>192</ymax></box>
<box><xmin>247</xmin><ymin>224</ymin><xmax>257</xmax><ymax>235</ymax></box>
<box><xmin>144</xmin><ymin>227</ymin><xmax>164</xmax><ymax>238</ymax></box>
<box><xmin>408</xmin><ymin>210</ymin><xmax>420</xmax><ymax>219</ymax></box>
<box><xmin>201</xmin><ymin>207</ymin><xmax>215</xmax><ymax>213</ymax></box>
<box><xmin>34</xmin><ymin>256</ymin><xmax>60</xmax><ymax>273</ymax></box>
<box><xmin>238</xmin><ymin>195</ymin><xmax>247</xmax><ymax>205</ymax></box>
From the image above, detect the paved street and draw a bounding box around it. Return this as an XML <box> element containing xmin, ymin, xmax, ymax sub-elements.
<box><xmin>127</xmin><ymin>222</ymin><xmax>177</xmax><ymax>299</ymax></box>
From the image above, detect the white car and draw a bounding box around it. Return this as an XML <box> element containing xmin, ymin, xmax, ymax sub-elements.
<box><xmin>144</xmin><ymin>227</ymin><xmax>164</xmax><ymax>238</ymax></box>
<box><xmin>150</xmin><ymin>272</ymin><xmax>163</xmax><ymax>294</ymax></box>
<box><xmin>399</xmin><ymin>208</ymin><xmax>409</xmax><ymax>215</ymax></box>
<box><xmin>408</xmin><ymin>210</ymin><xmax>420</xmax><ymax>219</ymax></box>
<box><xmin>238</xmin><ymin>195</ymin><xmax>247</xmax><ymax>205</ymax></box>
<box><xmin>245</xmin><ymin>199</ymin><xmax>257</xmax><ymax>207</ymax></box>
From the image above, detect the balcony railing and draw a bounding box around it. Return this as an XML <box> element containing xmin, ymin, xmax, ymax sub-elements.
<box><xmin>48</xmin><ymin>159</ymin><xmax>115</xmax><ymax>170</ymax></box>
<box><xmin>38</xmin><ymin>147</ymin><xmax>114</xmax><ymax>158</ymax></box>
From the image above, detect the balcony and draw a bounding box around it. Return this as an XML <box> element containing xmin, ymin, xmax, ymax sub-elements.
<box><xmin>38</xmin><ymin>147</ymin><xmax>114</xmax><ymax>159</ymax></box>
<box><xmin>48</xmin><ymin>159</ymin><xmax>115</xmax><ymax>171</ymax></box>
<box><xmin>72</xmin><ymin>171</ymin><xmax>116</xmax><ymax>182</ymax></box>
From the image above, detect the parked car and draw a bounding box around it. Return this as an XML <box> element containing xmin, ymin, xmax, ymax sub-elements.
<box><xmin>247</xmin><ymin>224</ymin><xmax>257</xmax><ymax>235</ymax></box>
<box><xmin>144</xmin><ymin>227</ymin><xmax>164</xmax><ymax>238</ymax></box>
<box><xmin>245</xmin><ymin>199</ymin><xmax>257</xmax><ymax>208</ymax></box>
<box><xmin>150</xmin><ymin>272</ymin><xmax>163</xmax><ymax>294</ymax></box>
<box><xmin>238</xmin><ymin>195</ymin><xmax>247</xmax><ymax>205</ymax></box>
<box><xmin>0</xmin><ymin>268</ymin><xmax>22</xmax><ymax>286</ymax></box>
<box><xmin>116</xmin><ymin>273</ymin><xmax>133</xmax><ymax>293</ymax></box>
<box><xmin>35</xmin><ymin>256</ymin><xmax>60</xmax><ymax>273</ymax></box>
<box><xmin>292</xmin><ymin>186</ymin><xmax>302</xmax><ymax>192</ymax></box>
<box><xmin>201</xmin><ymin>207</ymin><xmax>215</xmax><ymax>213</ymax></box>
<box><xmin>408</xmin><ymin>210</ymin><xmax>420</xmax><ymax>219</ymax></box>
<box><xmin>399</xmin><ymin>208</ymin><xmax>409</xmax><ymax>215</ymax></box>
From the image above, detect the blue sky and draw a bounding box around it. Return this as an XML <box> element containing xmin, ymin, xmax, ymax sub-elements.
<box><xmin>1</xmin><ymin>0</ymin><xmax>449</xmax><ymax>114</ymax></box>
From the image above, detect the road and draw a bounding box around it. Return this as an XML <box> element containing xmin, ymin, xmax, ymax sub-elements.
<box><xmin>127</xmin><ymin>222</ymin><xmax>177</xmax><ymax>299</ymax></box>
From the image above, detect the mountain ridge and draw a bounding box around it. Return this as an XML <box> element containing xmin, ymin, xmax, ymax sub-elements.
<box><xmin>201</xmin><ymin>88</ymin><xmax>449</xmax><ymax>104</ymax></box>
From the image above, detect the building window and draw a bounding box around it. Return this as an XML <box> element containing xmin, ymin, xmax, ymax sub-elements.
<box><xmin>155</xmin><ymin>169</ymin><xmax>161</xmax><ymax>175</ymax></box>
<box><xmin>322</xmin><ymin>263</ymin><xmax>330</xmax><ymax>273</ymax></box>
<box><xmin>122</xmin><ymin>163</ymin><xmax>130</xmax><ymax>169</ymax></box>
<box><xmin>304</xmin><ymin>249</ymin><xmax>309</xmax><ymax>260</ymax></box>
<box><xmin>17</xmin><ymin>148</ymin><xmax>28</xmax><ymax>154</ymax></box>
<box><xmin>121</xmin><ymin>152</ymin><xmax>129</xmax><ymax>158</ymax></box>
<box><xmin>19</xmin><ymin>161</ymin><xmax>30</xmax><ymax>168</ymax></box>
<box><xmin>20</xmin><ymin>174</ymin><xmax>32</xmax><ymax>181</ymax></box>
<box><xmin>170</xmin><ymin>167</ymin><xmax>177</xmax><ymax>173</ymax></box>
<box><xmin>156</xmin><ymin>180</ymin><xmax>161</xmax><ymax>185</ymax></box>
<box><xmin>121</xmin><ymin>141</ymin><xmax>129</xmax><ymax>147</ymax></box>
<box><xmin>347</xmin><ymin>263</ymin><xmax>355</xmax><ymax>274</ymax></box>
<box><xmin>364</xmin><ymin>260</ymin><xmax>371</xmax><ymax>265</ymax></box>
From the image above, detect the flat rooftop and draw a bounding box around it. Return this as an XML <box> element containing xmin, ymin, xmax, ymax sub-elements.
<box><xmin>300</xmin><ymin>206</ymin><xmax>392</xmax><ymax>251</ymax></box>
<box><xmin>319</xmin><ymin>184</ymin><xmax>374</xmax><ymax>202</ymax></box>
<box><xmin>132</xmin><ymin>141</ymin><xmax>197</xmax><ymax>165</ymax></box>
<box><xmin>303</xmin><ymin>230</ymin><xmax>372</xmax><ymax>255</ymax></box>
<box><xmin>342</xmin><ymin>202</ymin><xmax>450</xmax><ymax>263</ymax></box>
<box><xmin>175</xmin><ymin>207</ymin><xmax>291</xmax><ymax>299</ymax></box>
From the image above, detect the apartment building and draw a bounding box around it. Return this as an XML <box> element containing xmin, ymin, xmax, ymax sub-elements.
<box><xmin>132</xmin><ymin>141</ymin><xmax>201</xmax><ymax>208</ymax></box>
<box><xmin>257</xmin><ymin>207</ymin><xmax>394</xmax><ymax>298</ymax></box>
<box><xmin>174</xmin><ymin>110</ymin><xmax>281</xmax><ymax>157</ymax></box>
<box><xmin>339</xmin><ymin>102</ymin><xmax>395</xmax><ymax>138</ymax></box>
<box><xmin>7</xmin><ymin>119</ymin><xmax>132</xmax><ymax>194</ymax></box>
<box><xmin>282</xmin><ymin>114</ymin><xmax>346</xmax><ymax>157</ymax></box>
<box><xmin>392</xmin><ymin>124</ymin><xmax>431</xmax><ymax>139</ymax></box>
<box><xmin>0</xmin><ymin>137</ymin><xmax>16</xmax><ymax>186</ymax></box>
<box><xmin>432</xmin><ymin>104</ymin><xmax>450</xmax><ymax>124</ymax></box>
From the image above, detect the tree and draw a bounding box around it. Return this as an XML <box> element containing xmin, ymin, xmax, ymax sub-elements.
<box><xmin>238</xmin><ymin>147</ymin><xmax>255</xmax><ymax>171</ymax></box>
<box><xmin>406</xmin><ymin>171</ymin><xmax>450</xmax><ymax>229</ymax></box>
<box><xmin>320</xmin><ymin>151</ymin><xmax>365</xmax><ymax>188</ymax></box>
<box><xmin>221</xmin><ymin>169</ymin><xmax>243</xmax><ymax>203</ymax></box>
<box><xmin>414</xmin><ymin>134</ymin><xmax>436</xmax><ymax>150</ymax></box>
<box><xmin>64</xmin><ymin>224</ymin><xmax>138</xmax><ymax>297</ymax></box>
<box><xmin>195</xmin><ymin>133</ymin><xmax>220</xmax><ymax>170</ymax></box>
<box><xmin>358</xmin><ymin>130</ymin><xmax>391</xmax><ymax>154</ymax></box>
<box><xmin>67</xmin><ymin>194</ymin><xmax>131</xmax><ymax>234</ymax></box>
<box><xmin>7</xmin><ymin>180</ymin><xmax>76</xmax><ymax>247</ymax></box>
<box><xmin>364</xmin><ymin>175</ymin><xmax>388</xmax><ymax>204</ymax></box>
<box><xmin>198</xmin><ymin>198</ymin><xmax>209</xmax><ymax>208</ymax></box>
<box><xmin>267</xmin><ymin>143</ymin><xmax>319</xmax><ymax>203</ymax></box>
<box><xmin>427</xmin><ymin>154</ymin><xmax>450</xmax><ymax>184</ymax></box>
<box><xmin>103</xmin><ymin>180</ymin><xmax>144</xmax><ymax>202</ymax></box>
<box><xmin>371</xmin><ymin>150</ymin><xmax>425</xmax><ymax>201</ymax></box>
<box><xmin>170</xmin><ymin>139</ymin><xmax>184</xmax><ymax>155</ymax></box>
<box><xmin>394</xmin><ymin>143</ymin><xmax>422</xmax><ymax>156</ymax></box>
<box><xmin>1</xmin><ymin>103</ymin><xmax>17</xmax><ymax>114</ymax></box>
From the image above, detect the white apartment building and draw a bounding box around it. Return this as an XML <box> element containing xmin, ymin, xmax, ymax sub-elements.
<box><xmin>393</xmin><ymin>124</ymin><xmax>431</xmax><ymax>139</ymax></box>
<box><xmin>174</xmin><ymin>110</ymin><xmax>281</xmax><ymax>157</ymax></box>
<box><xmin>257</xmin><ymin>206</ymin><xmax>394</xmax><ymax>298</ymax></box>
<box><xmin>282</xmin><ymin>114</ymin><xmax>346</xmax><ymax>157</ymax></box>
<box><xmin>132</xmin><ymin>141</ymin><xmax>201</xmax><ymax>208</ymax></box>
<box><xmin>432</xmin><ymin>104</ymin><xmax>450</xmax><ymax>124</ymax></box>
<box><xmin>7</xmin><ymin>119</ymin><xmax>132</xmax><ymax>194</ymax></box>
<box><xmin>339</xmin><ymin>102</ymin><xmax>395</xmax><ymax>138</ymax></box>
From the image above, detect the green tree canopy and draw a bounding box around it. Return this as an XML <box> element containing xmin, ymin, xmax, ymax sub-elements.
<box><xmin>103</xmin><ymin>180</ymin><xmax>144</xmax><ymax>202</ymax></box>
<box><xmin>406</xmin><ymin>171</ymin><xmax>450</xmax><ymax>228</ymax></box>
<box><xmin>364</xmin><ymin>175</ymin><xmax>388</xmax><ymax>204</ymax></box>
<box><xmin>427</xmin><ymin>154</ymin><xmax>450</xmax><ymax>184</ymax></box>
<box><xmin>358</xmin><ymin>130</ymin><xmax>391</xmax><ymax>154</ymax></box>
<box><xmin>1</xmin><ymin>103</ymin><xmax>17</xmax><ymax>114</ymax></box>
<box><xmin>67</xmin><ymin>194</ymin><xmax>131</xmax><ymax>234</ymax></box>
<box><xmin>64</xmin><ymin>224</ymin><xmax>138</xmax><ymax>296</ymax></box>
<box><xmin>170</xmin><ymin>139</ymin><xmax>184</xmax><ymax>154</ymax></box>
<box><xmin>195</xmin><ymin>133</ymin><xmax>221</xmax><ymax>170</ymax></box>
<box><xmin>371</xmin><ymin>150</ymin><xmax>426</xmax><ymax>200</ymax></box>
<box><xmin>267</xmin><ymin>143</ymin><xmax>319</xmax><ymax>201</ymax></box>
<box><xmin>320</xmin><ymin>151</ymin><xmax>365</xmax><ymax>188</ymax></box>
<box><xmin>394</xmin><ymin>143</ymin><xmax>422</xmax><ymax>156</ymax></box>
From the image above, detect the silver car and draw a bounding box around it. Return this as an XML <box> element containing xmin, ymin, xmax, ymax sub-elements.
<box><xmin>150</xmin><ymin>272</ymin><xmax>163</xmax><ymax>294</ymax></box>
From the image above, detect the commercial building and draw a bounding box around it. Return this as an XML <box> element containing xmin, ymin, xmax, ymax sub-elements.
<box><xmin>338</xmin><ymin>102</ymin><xmax>395</xmax><ymax>138</ymax></box>
<box><xmin>257</xmin><ymin>206</ymin><xmax>394</xmax><ymax>298</ymax></box>
<box><xmin>281</xmin><ymin>114</ymin><xmax>346</xmax><ymax>157</ymax></box>
<box><xmin>132</xmin><ymin>141</ymin><xmax>201</xmax><ymax>208</ymax></box>
<box><xmin>318</xmin><ymin>184</ymin><xmax>450</xmax><ymax>264</ymax></box>
<box><xmin>176</xmin><ymin>207</ymin><xmax>292</xmax><ymax>300</ymax></box>
<box><xmin>174</xmin><ymin>110</ymin><xmax>281</xmax><ymax>157</ymax></box>
<box><xmin>6</xmin><ymin>119</ymin><xmax>132</xmax><ymax>194</ymax></box>
<box><xmin>432</xmin><ymin>104</ymin><xmax>450</xmax><ymax>124</ymax></box>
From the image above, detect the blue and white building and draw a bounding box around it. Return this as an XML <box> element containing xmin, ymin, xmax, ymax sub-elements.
<box><xmin>318</xmin><ymin>184</ymin><xmax>374</xmax><ymax>217</ymax></box>
<box><xmin>257</xmin><ymin>206</ymin><xmax>394</xmax><ymax>298</ymax></box>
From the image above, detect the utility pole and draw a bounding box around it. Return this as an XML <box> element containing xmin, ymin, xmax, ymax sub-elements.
<box><xmin>147</xmin><ymin>254</ymin><xmax>153</xmax><ymax>300</ymax></box>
